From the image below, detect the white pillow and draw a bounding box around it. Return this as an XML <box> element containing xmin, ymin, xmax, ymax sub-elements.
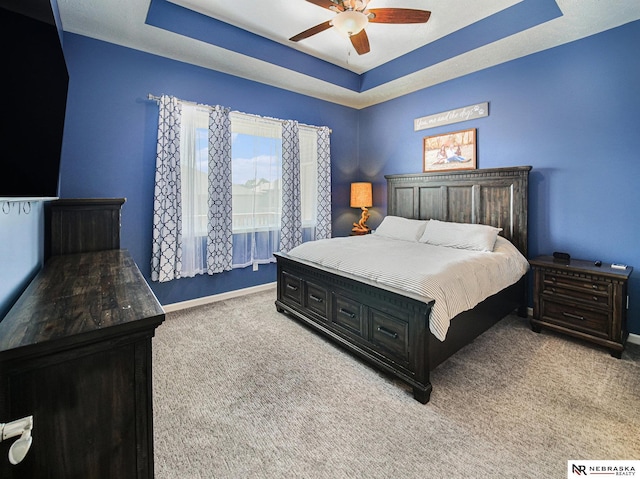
<box><xmin>418</xmin><ymin>219</ymin><xmax>502</xmax><ymax>252</ymax></box>
<box><xmin>374</xmin><ymin>216</ymin><xmax>428</xmax><ymax>242</ymax></box>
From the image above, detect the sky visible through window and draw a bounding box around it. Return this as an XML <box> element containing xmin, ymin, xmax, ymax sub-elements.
<box><xmin>194</xmin><ymin>129</ymin><xmax>282</xmax><ymax>185</ymax></box>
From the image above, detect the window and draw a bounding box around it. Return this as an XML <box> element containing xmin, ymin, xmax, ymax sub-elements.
<box><xmin>229</xmin><ymin>113</ymin><xmax>282</xmax><ymax>268</ymax></box>
<box><xmin>230</xmin><ymin>113</ymin><xmax>282</xmax><ymax>235</ymax></box>
<box><xmin>151</xmin><ymin>95</ymin><xmax>330</xmax><ymax>282</ymax></box>
<box><xmin>179</xmin><ymin>109</ymin><xmax>322</xmax><ymax>270</ymax></box>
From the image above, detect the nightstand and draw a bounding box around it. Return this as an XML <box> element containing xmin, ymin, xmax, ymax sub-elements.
<box><xmin>530</xmin><ymin>256</ymin><xmax>632</xmax><ymax>358</ymax></box>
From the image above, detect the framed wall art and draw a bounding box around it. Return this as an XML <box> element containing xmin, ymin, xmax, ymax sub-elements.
<box><xmin>423</xmin><ymin>128</ymin><xmax>477</xmax><ymax>172</ymax></box>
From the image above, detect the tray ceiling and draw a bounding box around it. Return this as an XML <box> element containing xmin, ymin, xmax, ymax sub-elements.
<box><xmin>58</xmin><ymin>0</ymin><xmax>640</xmax><ymax>108</ymax></box>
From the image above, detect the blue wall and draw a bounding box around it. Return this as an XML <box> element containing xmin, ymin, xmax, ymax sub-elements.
<box><xmin>2</xmin><ymin>20</ymin><xmax>638</xmax><ymax>336</ymax></box>
<box><xmin>358</xmin><ymin>20</ymin><xmax>640</xmax><ymax>333</ymax></box>
<box><xmin>58</xmin><ymin>33</ymin><xmax>359</xmax><ymax>306</ymax></box>
<box><xmin>0</xmin><ymin>202</ymin><xmax>45</xmax><ymax>318</ymax></box>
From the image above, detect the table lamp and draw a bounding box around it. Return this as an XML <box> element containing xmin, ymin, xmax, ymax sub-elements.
<box><xmin>350</xmin><ymin>182</ymin><xmax>372</xmax><ymax>234</ymax></box>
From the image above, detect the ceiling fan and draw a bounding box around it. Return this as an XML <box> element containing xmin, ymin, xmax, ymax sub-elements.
<box><xmin>289</xmin><ymin>0</ymin><xmax>431</xmax><ymax>55</ymax></box>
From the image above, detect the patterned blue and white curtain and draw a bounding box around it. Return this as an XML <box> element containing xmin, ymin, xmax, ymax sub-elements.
<box><xmin>151</xmin><ymin>95</ymin><xmax>183</xmax><ymax>282</ymax></box>
<box><xmin>315</xmin><ymin>126</ymin><xmax>332</xmax><ymax>240</ymax></box>
<box><xmin>207</xmin><ymin>106</ymin><xmax>233</xmax><ymax>274</ymax></box>
<box><xmin>280</xmin><ymin>120</ymin><xmax>302</xmax><ymax>253</ymax></box>
<box><xmin>151</xmin><ymin>97</ymin><xmax>233</xmax><ymax>282</ymax></box>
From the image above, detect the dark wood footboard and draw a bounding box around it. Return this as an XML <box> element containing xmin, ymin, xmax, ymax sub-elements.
<box><xmin>274</xmin><ymin>252</ymin><xmax>435</xmax><ymax>403</ymax></box>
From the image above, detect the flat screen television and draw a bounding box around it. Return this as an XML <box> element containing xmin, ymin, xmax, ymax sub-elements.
<box><xmin>1</xmin><ymin>2</ymin><xmax>69</xmax><ymax>200</ymax></box>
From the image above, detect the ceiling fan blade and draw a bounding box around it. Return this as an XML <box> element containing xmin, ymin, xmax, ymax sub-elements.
<box><xmin>289</xmin><ymin>21</ymin><xmax>333</xmax><ymax>42</ymax></box>
<box><xmin>350</xmin><ymin>29</ymin><xmax>370</xmax><ymax>55</ymax></box>
<box><xmin>305</xmin><ymin>0</ymin><xmax>343</xmax><ymax>11</ymax></box>
<box><xmin>367</xmin><ymin>8</ymin><xmax>431</xmax><ymax>24</ymax></box>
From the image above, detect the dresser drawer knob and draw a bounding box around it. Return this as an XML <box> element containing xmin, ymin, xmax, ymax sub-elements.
<box><xmin>309</xmin><ymin>294</ymin><xmax>323</xmax><ymax>303</ymax></box>
<box><xmin>592</xmin><ymin>285</ymin><xmax>598</xmax><ymax>290</ymax></box>
<box><xmin>563</xmin><ymin>312</ymin><xmax>585</xmax><ymax>321</ymax></box>
<box><xmin>286</xmin><ymin>284</ymin><xmax>298</xmax><ymax>292</ymax></box>
<box><xmin>377</xmin><ymin>326</ymin><xmax>399</xmax><ymax>339</ymax></box>
<box><xmin>339</xmin><ymin>308</ymin><xmax>356</xmax><ymax>319</ymax></box>
<box><xmin>592</xmin><ymin>296</ymin><xmax>598</xmax><ymax>302</ymax></box>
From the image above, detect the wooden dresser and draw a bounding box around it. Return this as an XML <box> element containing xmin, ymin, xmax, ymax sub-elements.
<box><xmin>0</xmin><ymin>199</ymin><xmax>164</xmax><ymax>478</ymax></box>
<box><xmin>46</xmin><ymin>197</ymin><xmax>126</xmax><ymax>257</ymax></box>
<box><xmin>530</xmin><ymin>256</ymin><xmax>632</xmax><ymax>358</ymax></box>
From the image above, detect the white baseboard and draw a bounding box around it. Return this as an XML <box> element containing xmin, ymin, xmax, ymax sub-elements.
<box><xmin>526</xmin><ymin>307</ymin><xmax>640</xmax><ymax>346</ymax></box>
<box><xmin>162</xmin><ymin>282</ymin><xmax>277</xmax><ymax>313</ymax></box>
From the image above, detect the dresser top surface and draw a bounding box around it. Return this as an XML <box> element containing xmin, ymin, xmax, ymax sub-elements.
<box><xmin>0</xmin><ymin>249</ymin><xmax>164</xmax><ymax>356</ymax></box>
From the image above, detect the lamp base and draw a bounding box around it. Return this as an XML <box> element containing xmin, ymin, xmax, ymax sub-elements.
<box><xmin>352</xmin><ymin>207</ymin><xmax>370</xmax><ymax>234</ymax></box>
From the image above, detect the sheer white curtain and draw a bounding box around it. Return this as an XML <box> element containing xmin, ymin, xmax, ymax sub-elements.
<box><xmin>179</xmin><ymin>104</ymin><xmax>209</xmax><ymax>277</ymax></box>
<box><xmin>299</xmin><ymin>126</ymin><xmax>317</xmax><ymax>229</ymax></box>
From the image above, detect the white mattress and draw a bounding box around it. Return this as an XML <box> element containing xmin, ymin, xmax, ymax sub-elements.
<box><xmin>285</xmin><ymin>234</ymin><xmax>529</xmax><ymax>341</ymax></box>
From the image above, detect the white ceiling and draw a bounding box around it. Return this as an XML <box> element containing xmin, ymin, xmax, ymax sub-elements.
<box><xmin>170</xmin><ymin>0</ymin><xmax>518</xmax><ymax>74</ymax></box>
<box><xmin>58</xmin><ymin>0</ymin><xmax>640</xmax><ymax>109</ymax></box>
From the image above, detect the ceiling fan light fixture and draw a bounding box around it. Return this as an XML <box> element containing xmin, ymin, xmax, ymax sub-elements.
<box><xmin>331</xmin><ymin>10</ymin><xmax>368</xmax><ymax>37</ymax></box>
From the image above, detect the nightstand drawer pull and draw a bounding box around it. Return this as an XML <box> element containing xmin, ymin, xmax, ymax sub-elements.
<box><xmin>309</xmin><ymin>294</ymin><xmax>323</xmax><ymax>303</ymax></box>
<box><xmin>377</xmin><ymin>326</ymin><xmax>399</xmax><ymax>339</ymax></box>
<box><xmin>563</xmin><ymin>312</ymin><xmax>585</xmax><ymax>321</ymax></box>
<box><xmin>339</xmin><ymin>308</ymin><xmax>356</xmax><ymax>319</ymax></box>
<box><xmin>592</xmin><ymin>284</ymin><xmax>598</xmax><ymax>290</ymax></box>
<box><xmin>286</xmin><ymin>284</ymin><xmax>299</xmax><ymax>291</ymax></box>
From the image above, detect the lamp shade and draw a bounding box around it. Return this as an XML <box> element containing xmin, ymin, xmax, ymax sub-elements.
<box><xmin>350</xmin><ymin>182</ymin><xmax>372</xmax><ymax>208</ymax></box>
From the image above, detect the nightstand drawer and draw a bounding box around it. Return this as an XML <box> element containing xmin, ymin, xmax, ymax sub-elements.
<box><xmin>540</xmin><ymin>299</ymin><xmax>609</xmax><ymax>337</ymax></box>
<box><xmin>542</xmin><ymin>272</ymin><xmax>611</xmax><ymax>298</ymax></box>
<box><xmin>541</xmin><ymin>283</ymin><xmax>610</xmax><ymax>308</ymax></box>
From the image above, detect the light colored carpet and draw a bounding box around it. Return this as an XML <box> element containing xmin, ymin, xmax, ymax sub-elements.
<box><xmin>152</xmin><ymin>289</ymin><xmax>640</xmax><ymax>479</ymax></box>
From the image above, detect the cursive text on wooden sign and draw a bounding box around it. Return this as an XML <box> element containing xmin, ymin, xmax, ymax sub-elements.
<box><xmin>414</xmin><ymin>102</ymin><xmax>489</xmax><ymax>131</ymax></box>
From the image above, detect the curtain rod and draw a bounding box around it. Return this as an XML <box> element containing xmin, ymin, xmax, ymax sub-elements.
<box><xmin>147</xmin><ymin>94</ymin><xmax>331</xmax><ymax>133</ymax></box>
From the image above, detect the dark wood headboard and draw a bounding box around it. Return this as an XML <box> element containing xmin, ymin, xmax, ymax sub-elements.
<box><xmin>385</xmin><ymin>166</ymin><xmax>531</xmax><ymax>257</ymax></box>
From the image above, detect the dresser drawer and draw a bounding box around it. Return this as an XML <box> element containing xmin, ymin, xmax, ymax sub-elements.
<box><xmin>542</xmin><ymin>272</ymin><xmax>611</xmax><ymax>307</ymax></box>
<box><xmin>332</xmin><ymin>294</ymin><xmax>365</xmax><ymax>338</ymax></box>
<box><xmin>540</xmin><ymin>298</ymin><xmax>609</xmax><ymax>338</ymax></box>
<box><xmin>370</xmin><ymin>309</ymin><xmax>409</xmax><ymax>366</ymax></box>
<box><xmin>305</xmin><ymin>282</ymin><xmax>328</xmax><ymax>319</ymax></box>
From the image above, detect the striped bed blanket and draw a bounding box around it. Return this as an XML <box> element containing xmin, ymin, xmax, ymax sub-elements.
<box><xmin>285</xmin><ymin>234</ymin><xmax>529</xmax><ymax>341</ymax></box>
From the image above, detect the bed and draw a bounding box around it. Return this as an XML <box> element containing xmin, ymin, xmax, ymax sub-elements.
<box><xmin>274</xmin><ymin>166</ymin><xmax>531</xmax><ymax>403</ymax></box>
